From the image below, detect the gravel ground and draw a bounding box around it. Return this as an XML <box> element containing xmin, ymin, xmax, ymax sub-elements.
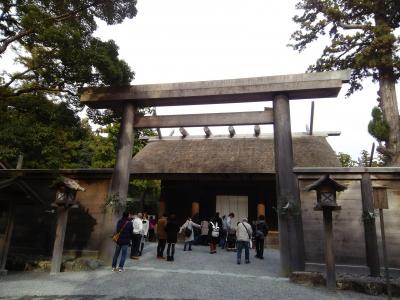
<box><xmin>0</xmin><ymin>243</ymin><xmax>394</xmax><ymax>300</ymax></box>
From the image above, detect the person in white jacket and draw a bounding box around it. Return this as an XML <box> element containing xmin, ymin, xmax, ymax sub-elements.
<box><xmin>179</xmin><ymin>217</ymin><xmax>201</xmax><ymax>251</ymax></box>
<box><xmin>130</xmin><ymin>213</ymin><xmax>143</xmax><ymax>259</ymax></box>
<box><xmin>139</xmin><ymin>213</ymin><xmax>149</xmax><ymax>256</ymax></box>
<box><xmin>236</xmin><ymin>217</ymin><xmax>252</xmax><ymax>264</ymax></box>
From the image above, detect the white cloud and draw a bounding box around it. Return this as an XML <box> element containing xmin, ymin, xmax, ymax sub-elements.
<box><xmin>93</xmin><ymin>0</ymin><xmax>399</xmax><ymax>159</ymax></box>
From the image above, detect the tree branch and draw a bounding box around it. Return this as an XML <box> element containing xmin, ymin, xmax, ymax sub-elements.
<box><xmin>0</xmin><ymin>28</ymin><xmax>32</xmax><ymax>55</ymax></box>
<box><xmin>338</xmin><ymin>22</ymin><xmax>370</xmax><ymax>30</ymax></box>
<box><xmin>0</xmin><ymin>0</ymin><xmax>107</xmax><ymax>55</ymax></box>
<box><xmin>3</xmin><ymin>68</ymin><xmax>35</xmax><ymax>88</ymax></box>
<box><xmin>2</xmin><ymin>85</ymin><xmax>77</xmax><ymax>98</ymax></box>
<box><xmin>50</xmin><ymin>0</ymin><xmax>107</xmax><ymax>22</ymax></box>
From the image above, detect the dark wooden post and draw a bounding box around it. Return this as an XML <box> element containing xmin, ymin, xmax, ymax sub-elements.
<box><xmin>0</xmin><ymin>201</ymin><xmax>15</xmax><ymax>275</ymax></box>
<box><xmin>379</xmin><ymin>209</ymin><xmax>392</xmax><ymax>299</ymax></box>
<box><xmin>360</xmin><ymin>173</ymin><xmax>380</xmax><ymax>276</ymax></box>
<box><xmin>50</xmin><ymin>206</ymin><xmax>69</xmax><ymax>274</ymax></box>
<box><xmin>373</xmin><ymin>187</ymin><xmax>392</xmax><ymax>299</ymax></box>
<box><xmin>323</xmin><ymin>207</ymin><xmax>336</xmax><ymax>290</ymax></box>
<box><xmin>273</xmin><ymin>94</ymin><xmax>305</xmax><ymax>276</ymax></box>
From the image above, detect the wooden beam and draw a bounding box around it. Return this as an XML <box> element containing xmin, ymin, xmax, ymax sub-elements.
<box><xmin>294</xmin><ymin>167</ymin><xmax>400</xmax><ymax>174</ymax></box>
<box><xmin>179</xmin><ymin>127</ymin><xmax>189</xmax><ymax>137</ymax></box>
<box><xmin>323</xmin><ymin>207</ymin><xmax>337</xmax><ymax>291</ymax></box>
<box><xmin>0</xmin><ymin>201</ymin><xmax>15</xmax><ymax>275</ymax></box>
<box><xmin>360</xmin><ymin>173</ymin><xmax>381</xmax><ymax>277</ymax></box>
<box><xmin>309</xmin><ymin>101</ymin><xmax>315</xmax><ymax>135</ymax></box>
<box><xmin>50</xmin><ymin>206</ymin><xmax>69</xmax><ymax>274</ymax></box>
<box><xmin>134</xmin><ymin>110</ymin><xmax>273</xmax><ymax>129</ymax></box>
<box><xmin>254</xmin><ymin>125</ymin><xmax>261</xmax><ymax>137</ymax></box>
<box><xmin>80</xmin><ymin>70</ymin><xmax>351</xmax><ymax>109</ymax></box>
<box><xmin>204</xmin><ymin>126</ymin><xmax>212</xmax><ymax>138</ymax></box>
<box><xmin>228</xmin><ymin>126</ymin><xmax>236</xmax><ymax>137</ymax></box>
<box><xmin>152</xmin><ymin>110</ymin><xmax>162</xmax><ymax>139</ymax></box>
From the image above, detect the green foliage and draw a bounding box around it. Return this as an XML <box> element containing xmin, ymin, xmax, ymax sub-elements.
<box><xmin>290</xmin><ymin>0</ymin><xmax>400</xmax><ymax>164</ymax></box>
<box><xmin>337</xmin><ymin>150</ymin><xmax>385</xmax><ymax>167</ymax></box>
<box><xmin>130</xmin><ymin>179</ymin><xmax>161</xmax><ymax>199</ymax></box>
<box><xmin>0</xmin><ymin>0</ymin><xmax>155</xmax><ymax>171</ymax></box>
<box><xmin>337</xmin><ymin>152</ymin><xmax>357</xmax><ymax>167</ymax></box>
<box><xmin>357</xmin><ymin>149</ymin><xmax>385</xmax><ymax>167</ymax></box>
<box><xmin>0</xmin><ymin>93</ymin><xmax>156</xmax><ymax>169</ymax></box>
<box><xmin>290</xmin><ymin>0</ymin><xmax>399</xmax><ymax>95</ymax></box>
<box><xmin>368</xmin><ymin>106</ymin><xmax>389</xmax><ymax>143</ymax></box>
<box><xmin>88</xmin><ymin>125</ymin><xmax>119</xmax><ymax>168</ymax></box>
<box><xmin>0</xmin><ymin>94</ymin><xmax>94</xmax><ymax>168</ymax></box>
<box><xmin>0</xmin><ymin>0</ymin><xmax>136</xmax><ymax>116</ymax></box>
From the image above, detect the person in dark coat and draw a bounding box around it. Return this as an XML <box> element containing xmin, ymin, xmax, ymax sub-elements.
<box><xmin>254</xmin><ymin>215</ymin><xmax>269</xmax><ymax>259</ymax></box>
<box><xmin>165</xmin><ymin>214</ymin><xmax>180</xmax><ymax>261</ymax></box>
<box><xmin>112</xmin><ymin>211</ymin><xmax>133</xmax><ymax>272</ymax></box>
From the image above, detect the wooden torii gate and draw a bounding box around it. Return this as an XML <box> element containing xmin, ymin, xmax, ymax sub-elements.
<box><xmin>80</xmin><ymin>70</ymin><xmax>350</xmax><ymax>276</ymax></box>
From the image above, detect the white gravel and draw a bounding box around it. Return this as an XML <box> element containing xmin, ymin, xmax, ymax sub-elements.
<box><xmin>0</xmin><ymin>243</ymin><xmax>391</xmax><ymax>300</ymax></box>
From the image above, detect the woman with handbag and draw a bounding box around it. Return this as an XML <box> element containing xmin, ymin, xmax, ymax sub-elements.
<box><xmin>112</xmin><ymin>211</ymin><xmax>133</xmax><ymax>272</ymax></box>
<box><xmin>179</xmin><ymin>216</ymin><xmax>200</xmax><ymax>251</ymax></box>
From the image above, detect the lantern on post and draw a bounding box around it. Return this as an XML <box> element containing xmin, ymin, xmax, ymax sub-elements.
<box><xmin>304</xmin><ymin>174</ymin><xmax>346</xmax><ymax>291</ymax></box>
<box><xmin>50</xmin><ymin>177</ymin><xmax>85</xmax><ymax>274</ymax></box>
<box><xmin>52</xmin><ymin>177</ymin><xmax>85</xmax><ymax>208</ymax></box>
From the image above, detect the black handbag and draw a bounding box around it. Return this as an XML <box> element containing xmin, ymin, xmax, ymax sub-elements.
<box><xmin>184</xmin><ymin>227</ymin><xmax>192</xmax><ymax>237</ymax></box>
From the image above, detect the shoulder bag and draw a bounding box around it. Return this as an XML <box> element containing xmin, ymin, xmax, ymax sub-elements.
<box><xmin>112</xmin><ymin>220</ymin><xmax>129</xmax><ymax>243</ymax></box>
<box><xmin>241</xmin><ymin>222</ymin><xmax>253</xmax><ymax>249</ymax></box>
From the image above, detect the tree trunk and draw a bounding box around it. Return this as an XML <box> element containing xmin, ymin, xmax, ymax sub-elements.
<box><xmin>374</xmin><ymin>12</ymin><xmax>400</xmax><ymax>165</ymax></box>
<box><xmin>378</xmin><ymin>69</ymin><xmax>400</xmax><ymax>165</ymax></box>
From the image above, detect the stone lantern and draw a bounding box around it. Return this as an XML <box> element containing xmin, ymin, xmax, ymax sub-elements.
<box><xmin>304</xmin><ymin>174</ymin><xmax>346</xmax><ymax>291</ymax></box>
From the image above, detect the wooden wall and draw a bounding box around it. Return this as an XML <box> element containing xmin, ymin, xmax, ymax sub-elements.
<box><xmin>67</xmin><ymin>178</ymin><xmax>110</xmax><ymax>256</ymax></box>
<box><xmin>6</xmin><ymin>177</ymin><xmax>111</xmax><ymax>260</ymax></box>
<box><xmin>299</xmin><ymin>177</ymin><xmax>400</xmax><ymax>269</ymax></box>
<box><xmin>372</xmin><ymin>180</ymin><xmax>400</xmax><ymax>268</ymax></box>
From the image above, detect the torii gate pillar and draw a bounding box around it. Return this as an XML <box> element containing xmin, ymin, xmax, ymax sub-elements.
<box><xmin>273</xmin><ymin>94</ymin><xmax>305</xmax><ymax>275</ymax></box>
<box><xmin>100</xmin><ymin>102</ymin><xmax>135</xmax><ymax>261</ymax></box>
<box><xmin>110</xmin><ymin>102</ymin><xmax>135</xmax><ymax>203</ymax></box>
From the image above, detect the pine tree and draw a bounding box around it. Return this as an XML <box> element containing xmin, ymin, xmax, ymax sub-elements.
<box><xmin>290</xmin><ymin>0</ymin><xmax>400</xmax><ymax>165</ymax></box>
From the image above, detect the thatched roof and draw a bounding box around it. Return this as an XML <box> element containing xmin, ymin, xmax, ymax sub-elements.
<box><xmin>130</xmin><ymin>135</ymin><xmax>340</xmax><ymax>176</ymax></box>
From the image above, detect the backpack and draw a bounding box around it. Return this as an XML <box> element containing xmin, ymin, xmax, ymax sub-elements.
<box><xmin>255</xmin><ymin>221</ymin><xmax>268</xmax><ymax>238</ymax></box>
<box><xmin>210</xmin><ymin>222</ymin><xmax>220</xmax><ymax>238</ymax></box>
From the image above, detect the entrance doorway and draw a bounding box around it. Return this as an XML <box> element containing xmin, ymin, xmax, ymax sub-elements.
<box><xmin>216</xmin><ymin>195</ymin><xmax>248</xmax><ymax>228</ymax></box>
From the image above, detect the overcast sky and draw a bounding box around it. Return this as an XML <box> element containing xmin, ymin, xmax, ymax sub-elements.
<box><xmin>94</xmin><ymin>0</ymin><xmax>400</xmax><ymax>159</ymax></box>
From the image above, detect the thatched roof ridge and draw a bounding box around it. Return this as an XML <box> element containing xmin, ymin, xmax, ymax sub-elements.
<box><xmin>130</xmin><ymin>136</ymin><xmax>340</xmax><ymax>175</ymax></box>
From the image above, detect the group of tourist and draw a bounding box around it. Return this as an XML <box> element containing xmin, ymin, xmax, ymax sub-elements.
<box><xmin>112</xmin><ymin>211</ymin><xmax>269</xmax><ymax>271</ymax></box>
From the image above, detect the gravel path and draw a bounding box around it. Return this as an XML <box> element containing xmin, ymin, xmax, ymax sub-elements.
<box><xmin>0</xmin><ymin>243</ymin><xmax>393</xmax><ymax>300</ymax></box>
